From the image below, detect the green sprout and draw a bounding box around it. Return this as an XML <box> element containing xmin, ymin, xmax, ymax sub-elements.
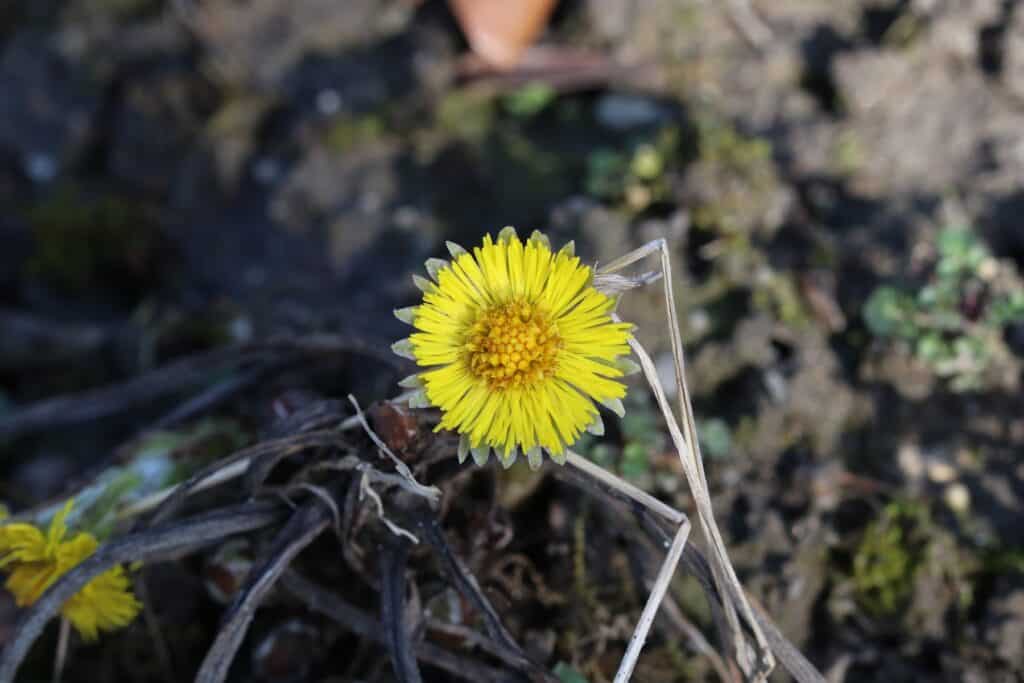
<box><xmin>502</xmin><ymin>82</ymin><xmax>556</xmax><ymax>118</ymax></box>
<box><xmin>863</xmin><ymin>227</ymin><xmax>1024</xmax><ymax>391</ymax></box>
<box><xmin>584</xmin><ymin>128</ymin><xmax>677</xmax><ymax>212</ymax></box>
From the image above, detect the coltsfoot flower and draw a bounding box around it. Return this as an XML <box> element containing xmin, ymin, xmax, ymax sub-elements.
<box><xmin>393</xmin><ymin>228</ymin><xmax>634</xmax><ymax>469</ymax></box>
<box><xmin>0</xmin><ymin>501</ymin><xmax>141</xmax><ymax>641</ymax></box>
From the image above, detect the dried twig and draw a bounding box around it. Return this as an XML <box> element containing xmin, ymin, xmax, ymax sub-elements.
<box><xmin>354</xmin><ymin>472</ymin><xmax>415</xmax><ymax>543</ymax></box>
<box><xmin>348</xmin><ymin>395</ymin><xmax>441</xmax><ymax>504</ymax></box>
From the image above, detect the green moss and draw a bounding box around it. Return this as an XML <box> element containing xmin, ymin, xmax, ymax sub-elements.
<box><xmin>688</xmin><ymin>115</ymin><xmax>780</xmax><ymax>244</ymax></box>
<box><xmin>853</xmin><ymin>501</ymin><xmax>930</xmax><ymax>617</ymax></box>
<box><xmin>26</xmin><ymin>185</ymin><xmax>164</xmax><ymax>294</ymax></box>
<box><xmin>881</xmin><ymin>13</ymin><xmax>923</xmax><ymax>49</ymax></box>
<box><xmin>833</xmin><ymin>129</ymin><xmax>866</xmax><ymax>176</ymax></box>
<box><xmin>752</xmin><ymin>271</ymin><xmax>812</xmax><ymax>327</ymax></box>
<box><xmin>436</xmin><ymin>88</ymin><xmax>498</xmax><ymax>144</ymax></box>
<box><xmin>325</xmin><ymin>114</ymin><xmax>388</xmax><ymax>153</ymax></box>
<box><xmin>696</xmin><ymin>115</ymin><xmax>772</xmax><ymax>170</ymax></box>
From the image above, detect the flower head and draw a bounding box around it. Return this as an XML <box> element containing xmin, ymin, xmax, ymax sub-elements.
<box><xmin>0</xmin><ymin>501</ymin><xmax>141</xmax><ymax>641</ymax></box>
<box><xmin>394</xmin><ymin>228</ymin><xmax>633</xmax><ymax>468</ymax></box>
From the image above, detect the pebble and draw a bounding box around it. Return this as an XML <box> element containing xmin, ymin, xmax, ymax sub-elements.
<box><xmin>926</xmin><ymin>458</ymin><xmax>958</xmax><ymax>484</ymax></box>
<box><xmin>23</xmin><ymin>152</ymin><xmax>57</xmax><ymax>183</ymax></box>
<box><xmin>944</xmin><ymin>482</ymin><xmax>970</xmax><ymax>513</ymax></box>
<box><xmin>595</xmin><ymin>93</ymin><xmax>665</xmax><ymax>130</ymax></box>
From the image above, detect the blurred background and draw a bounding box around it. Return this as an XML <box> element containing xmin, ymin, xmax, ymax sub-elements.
<box><xmin>2</xmin><ymin>0</ymin><xmax>1024</xmax><ymax>681</ymax></box>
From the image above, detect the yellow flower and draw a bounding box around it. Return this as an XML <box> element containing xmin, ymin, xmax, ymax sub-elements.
<box><xmin>393</xmin><ymin>228</ymin><xmax>633</xmax><ymax>468</ymax></box>
<box><xmin>0</xmin><ymin>501</ymin><xmax>141</xmax><ymax>641</ymax></box>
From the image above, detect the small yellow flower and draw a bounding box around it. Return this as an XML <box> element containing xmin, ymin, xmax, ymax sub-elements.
<box><xmin>394</xmin><ymin>228</ymin><xmax>633</xmax><ymax>468</ymax></box>
<box><xmin>0</xmin><ymin>501</ymin><xmax>141</xmax><ymax>641</ymax></box>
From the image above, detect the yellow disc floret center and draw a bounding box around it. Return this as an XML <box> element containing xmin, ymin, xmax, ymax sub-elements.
<box><xmin>465</xmin><ymin>299</ymin><xmax>561</xmax><ymax>391</ymax></box>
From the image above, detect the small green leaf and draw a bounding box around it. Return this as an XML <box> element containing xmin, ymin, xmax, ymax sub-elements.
<box><xmin>553</xmin><ymin>662</ymin><xmax>589</xmax><ymax>683</ymax></box>
<box><xmin>621</xmin><ymin>442</ymin><xmax>650</xmax><ymax>480</ymax></box>
<box><xmin>863</xmin><ymin>286</ymin><xmax>916</xmax><ymax>338</ymax></box>
<box><xmin>915</xmin><ymin>333</ymin><xmax>948</xmax><ymax>364</ymax></box>
<box><xmin>502</xmin><ymin>82</ymin><xmax>556</xmax><ymax>117</ymax></box>
<box><xmin>698</xmin><ymin>418</ymin><xmax>732</xmax><ymax>459</ymax></box>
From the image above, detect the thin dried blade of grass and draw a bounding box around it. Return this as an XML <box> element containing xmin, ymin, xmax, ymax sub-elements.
<box><xmin>0</xmin><ymin>333</ymin><xmax>399</xmax><ymax>442</ymax></box>
<box><xmin>0</xmin><ymin>346</ymin><xmax>269</xmax><ymax>440</ymax></box>
<box><xmin>243</xmin><ymin>430</ymin><xmax>352</xmax><ymax>494</ymax></box>
<box><xmin>563</xmin><ymin>458</ymin><xmax>823</xmax><ymax>683</ymax></box>
<box><xmin>381</xmin><ymin>538</ymin><xmax>422</xmax><ymax>683</ymax></box>
<box><xmin>263</xmin><ymin>398</ymin><xmax>350</xmax><ymax>439</ymax></box>
<box><xmin>195</xmin><ymin>499</ymin><xmax>334</xmax><ymax>683</ymax></box>
<box><xmin>153</xmin><ymin>362</ymin><xmax>281</xmax><ymax>429</ymax></box>
<box><xmin>554</xmin><ymin>462</ymin><xmax>737</xmax><ymax>673</ymax></box>
<box><xmin>420</xmin><ymin>517</ymin><xmax>556</xmax><ymax>681</ymax></box>
<box><xmin>138</xmin><ymin>430</ymin><xmax>343</xmax><ymax>526</ymax></box>
<box><xmin>0</xmin><ymin>502</ymin><xmax>284</xmax><ymax>682</ymax></box>
<box><xmin>282</xmin><ymin>572</ymin><xmax>519</xmax><ymax>683</ymax></box>
<box><xmin>599</xmin><ymin>239</ymin><xmax>774</xmax><ymax>678</ymax></box>
<box><xmin>132</xmin><ymin>572</ymin><xmax>177</xmax><ymax>683</ymax></box>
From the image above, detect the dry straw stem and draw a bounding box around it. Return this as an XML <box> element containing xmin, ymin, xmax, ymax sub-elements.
<box><xmin>597</xmin><ymin>238</ymin><xmax>775</xmax><ymax>681</ymax></box>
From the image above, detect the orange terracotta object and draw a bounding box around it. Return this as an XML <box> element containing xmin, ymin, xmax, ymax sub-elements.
<box><xmin>448</xmin><ymin>0</ymin><xmax>559</xmax><ymax>68</ymax></box>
